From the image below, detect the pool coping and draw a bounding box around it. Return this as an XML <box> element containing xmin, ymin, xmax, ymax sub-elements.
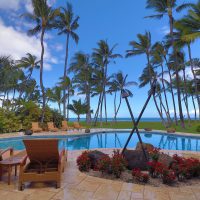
<box><xmin>0</xmin><ymin>128</ymin><xmax>199</xmax><ymax>140</ymax></box>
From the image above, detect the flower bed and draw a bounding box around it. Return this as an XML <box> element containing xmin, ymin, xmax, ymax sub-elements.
<box><xmin>76</xmin><ymin>149</ymin><xmax>200</xmax><ymax>187</ymax></box>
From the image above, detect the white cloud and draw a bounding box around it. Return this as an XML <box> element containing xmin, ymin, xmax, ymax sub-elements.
<box><xmin>25</xmin><ymin>0</ymin><xmax>33</xmax><ymax>13</ymax></box>
<box><xmin>54</xmin><ymin>43</ymin><xmax>64</xmax><ymax>52</ymax></box>
<box><xmin>160</xmin><ymin>26</ymin><xmax>170</xmax><ymax>35</ymax></box>
<box><xmin>0</xmin><ymin>0</ymin><xmax>21</xmax><ymax>11</ymax></box>
<box><xmin>0</xmin><ymin>18</ymin><xmax>55</xmax><ymax>71</ymax></box>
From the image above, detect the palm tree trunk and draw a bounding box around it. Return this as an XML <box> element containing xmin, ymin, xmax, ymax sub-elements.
<box><xmin>161</xmin><ymin>63</ymin><xmax>171</xmax><ymax>123</ymax></box>
<box><xmin>188</xmin><ymin>44</ymin><xmax>200</xmax><ymax>120</ymax></box>
<box><xmin>94</xmin><ymin>93</ymin><xmax>102</xmax><ymax>126</ymax></box>
<box><xmin>63</xmin><ymin>33</ymin><xmax>70</xmax><ymax>119</ymax></box>
<box><xmin>192</xmin><ymin>94</ymin><xmax>197</xmax><ymax>120</ymax></box>
<box><xmin>67</xmin><ymin>92</ymin><xmax>70</xmax><ymax>120</ymax></box>
<box><xmin>182</xmin><ymin>68</ymin><xmax>191</xmax><ymax>125</ymax></box>
<box><xmin>168</xmin><ymin>8</ymin><xmax>185</xmax><ymax>128</ymax></box>
<box><xmin>40</xmin><ymin>28</ymin><xmax>46</xmax><ymax>123</ymax></box>
<box><xmin>153</xmin><ymin>94</ymin><xmax>166</xmax><ymax>126</ymax></box>
<box><xmin>103</xmin><ymin>64</ymin><xmax>108</xmax><ymax>124</ymax></box>
<box><xmin>86</xmin><ymin>86</ymin><xmax>91</xmax><ymax>124</ymax></box>
<box><xmin>100</xmin><ymin>92</ymin><xmax>104</xmax><ymax>127</ymax></box>
<box><xmin>58</xmin><ymin>103</ymin><xmax>61</xmax><ymax>114</ymax></box>
<box><xmin>113</xmin><ymin>92</ymin><xmax>117</xmax><ymax>122</ymax></box>
<box><xmin>164</xmin><ymin>56</ymin><xmax>178</xmax><ymax>125</ymax></box>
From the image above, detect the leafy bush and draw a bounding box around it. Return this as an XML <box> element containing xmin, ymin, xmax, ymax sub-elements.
<box><xmin>111</xmin><ymin>150</ymin><xmax>127</xmax><ymax>178</ymax></box>
<box><xmin>161</xmin><ymin>169</ymin><xmax>176</xmax><ymax>184</ymax></box>
<box><xmin>76</xmin><ymin>151</ymin><xmax>91</xmax><ymax>172</ymax></box>
<box><xmin>196</xmin><ymin>125</ymin><xmax>200</xmax><ymax>133</ymax></box>
<box><xmin>51</xmin><ymin>109</ymin><xmax>64</xmax><ymax>128</ymax></box>
<box><xmin>132</xmin><ymin>168</ymin><xmax>149</xmax><ymax>183</ymax></box>
<box><xmin>0</xmin><ymin>108</ymin><xmax>21</xmax><ymax>133</ymax></box>
<box><xmin>96</xmin><ymin>155</ymin><xmax>111</xmax><ymax>174</ymax></box>
<box><xmin>148</xmin><ymin>147</ymin><xmax>160</xmax><ymax>161</ymax></box>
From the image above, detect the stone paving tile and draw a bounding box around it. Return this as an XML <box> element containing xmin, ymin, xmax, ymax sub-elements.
<box><xmin>75</xmin><ymin>180</ymin><xmax>101</xmax><ymax>192</ymax></box>
<box><xmin>0</xmin><ymin>189</ymin><xmax>28</xmax><ymax>200</ymax></box>
<box><xmin>93</xmin><ymin>184</ymin><xmax>121</xmax><ymax>200</ymax></box>
<box><xmin>169</xmin><ymin>191</ymin><xmax>197</xmax><ymax>200</ymax></box>
<box><xmin>117</xmin><ymin>190</ymin><xmax>132</xmax><ymax>200</ymax></box>
<box><xmin>52</xmin><ymin>188</ymin><xmax>94</xmax><ymax>200</ymax></box>
<box><xmin>25</xmin><ymin>190</ymin><xmax>56</xmax><ymax>200</ymax></box>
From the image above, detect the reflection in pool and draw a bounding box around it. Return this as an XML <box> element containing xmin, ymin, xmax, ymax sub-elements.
<box><xmin>0</xmin><ymin>132</ymin><xmax>200</xmax><ymax>151</ymax></box>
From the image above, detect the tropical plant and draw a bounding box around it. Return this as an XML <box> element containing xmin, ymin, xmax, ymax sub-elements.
<box><xmin>92</xmin><ymin>40</ymin><xmax>122</xmax><ymax>124</ymax></box>
<box><xmin>108</xmin><ymin>72</ymin><xmax>137</xmax><ymax>122</ymax></box>
<box><xmin>57</xmin><ymin>3</ymin><xmax>79</xmax><ymax>118</ymax></box>
<box><xmin>69</xmin><ymin>52</ymin><xmax>93</xmax><ymax>124</ymax></box>
<box><xmin>67</xmin><ymin>99</ymin><xmax>88</xmax><ymax>121</ymax></box>
<box><xmin>22</xmin><ymin>0</ymin><xmax>59</xmax><ymax>122</ymax></box>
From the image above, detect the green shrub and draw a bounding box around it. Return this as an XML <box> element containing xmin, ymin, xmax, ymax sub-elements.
<box><xmin>0</xmin><ymin>108</ymin><xmax>21</xmax><ymax>133</ymax></box>
<box><xmin>196</xmin><ymin>125</ymin><xmax>200</xmax><ymax>133</ymax></box>
<box><xmin>51</xmin><ymin>110</ymin><xmax>64</xmax><ymax>128</ymax></box>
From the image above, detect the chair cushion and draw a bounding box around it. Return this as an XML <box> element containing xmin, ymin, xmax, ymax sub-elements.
<box><xmin>24</xmin><ymin>161</ymin><xmax>58</xmax><ymax>173</ymax></box>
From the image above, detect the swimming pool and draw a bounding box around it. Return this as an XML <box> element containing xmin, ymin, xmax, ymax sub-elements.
<box><xmin>0</xmin><ymin>131</ymin><xmax>200</xmax><ymax>151</ymax></box>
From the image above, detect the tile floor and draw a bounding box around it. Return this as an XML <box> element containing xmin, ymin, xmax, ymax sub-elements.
<box><xmin>0</xmin><ymin>149</ymin><xmax>200</xmax><ymax>200</ymax></box>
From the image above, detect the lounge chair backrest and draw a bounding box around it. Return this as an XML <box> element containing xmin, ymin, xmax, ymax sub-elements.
<box><xmin>74</xmin><ymin>122</ymin><xmax>80</xmax><ymax>128</ymax></box>
<box><xmin>47</xmin><ymin>122</ymin><xmax>54</xmax><ymax>128</ymax></box>
<box><xmin>32</xmin><ymin>122</ymin><xmax>39</xmax><ymax>128</ymax></box>
<box><xmin>62</xmin><ymin>121</ymin><xmax>67</xmax><ymax>127</ymax></box>
<box><xmin>23</xmin><ymin>139</ymin><xmax>59</xmax><ymax>163</ymax></box>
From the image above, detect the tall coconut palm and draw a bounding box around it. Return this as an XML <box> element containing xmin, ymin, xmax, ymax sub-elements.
<box><xmin>22</xmin><ymin>0</ymin><xmax>59</xmax><ymax>122</ymax></box>
<box><xmin>57</xmin><ymin>3</ymin><xmax>79</xmax><ymax>118</ymax></box>
<box><xmin>174</xmin><ymin>6</ymin><xmax>200</xmax><ymax>119</ymax></box>
<box><xmin>145</xmin><ymin>0</ymin><xmax>192</xmax><ymax>127</ymax></box>
<box><xmin>108</xmin><ymin>72</ymin><xmax>137</xmax><ymax>122</ymax></box>
<box><xmin>126</xmin><ymin>32</ymin><xmax>166</xmax><ymax>125</ymax></box>
<box><xmin>67</xmin><ymin>99</ymin><xmax>88</xmax><ymax>122</ymax></box>
<box><xmin>92</xmin><ymin>40</ymin><xmax>122</xmax><ymax>124</ymax></box>
<box><xmin>151</xmin><ymin>42</ymin><xmax>172</xmax><ymax>123</ymax></box>
<box><xmin>16</xmin><ymin>53</ymin><xmax>40</xmax><ymax>79</ymax></box>
<box><xmin>69</xmin><ymin>52</ymin><xmax>93</xmax><ymax>124</ymax></box>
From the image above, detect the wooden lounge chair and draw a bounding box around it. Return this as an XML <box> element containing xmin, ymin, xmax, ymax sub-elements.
<box><xmin>61</xmin><ymin>121</ymin><xmax>74</xmax><ymax>131</ymax></box>
<box><xmin>18</xmin><ymin>139</ymin><xmax>66</xmax><ymax>190</ymax></box>
<box><xmin>31</xmin><ymin>122</ymin><xmax>42</xmax><ymax>133</ymax></box>
<box><xmin>47</xmin><ymin>122</ymin><xmax>59</xmax><ymax>132</ymax></box>
<box><xmin>73</xmin><ymin>122</ymin><xmax>85</xmax><ymax>130</ymax></box>
<box><xmin>0</xmin><ymin>147</ymin><xmax>13</xmax><ymax>179</ymax></box>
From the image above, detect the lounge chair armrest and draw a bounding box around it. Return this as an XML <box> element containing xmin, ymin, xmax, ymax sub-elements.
<box><xmin>20</xmin><ymin>155</ymin><xmax>28</xmax><ymax>167</ymax></box>
<box><xmin>0</xmin><ymin>147</ymin><xmax>14</xmax><ymax>156</ymax></box>
<box><xmin>59</xmin><ymin>149</ymin><xmax>65</xmax><ymax>163</ymax></box>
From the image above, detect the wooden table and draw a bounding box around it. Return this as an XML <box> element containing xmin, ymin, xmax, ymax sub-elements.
<box><xmin>0</xmin><ymin>151</ymin><xmax>26</xmax><ymax>185</ymax></box>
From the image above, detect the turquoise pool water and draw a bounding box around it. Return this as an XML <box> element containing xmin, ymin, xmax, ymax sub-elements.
<box><xmin>0</xmin><ymin>132</ymin><xmax>200</xmax><ymax>151</ymax></box>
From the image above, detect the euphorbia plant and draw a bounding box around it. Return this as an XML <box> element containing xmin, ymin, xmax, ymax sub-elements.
<box><xmin>97</xmin><ymin>155</ymin><xmax>111</xmax><ymax>174</ymax></box>
<box><xmin>76</xmin><ymin>151</ymin><xmax>91</xmax><ymax>172</ymax></box>
<box><xmin>111</xmin><ymin>150</ymin><xmax>127</xmax><ymax>178</ymax></box>
<box><xmin>132</xmin><ymin>168</ymin><xmax>149</xmax><ymax>183</ymax></box>
<box><xmin>148</xmin><ymin>148</ymin><xmax>160</xmax><ymax>161</ymax></box>
<box><xmin>161</xmin><ymin>169</ymin><xmax>176</xmax><ymax>185</ymax></box>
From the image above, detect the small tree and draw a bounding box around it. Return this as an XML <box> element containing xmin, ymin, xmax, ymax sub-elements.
<box><xmin>67</xmin><ymin>99</ymin><xmax>88</xmax><ymax>121</ymax></box>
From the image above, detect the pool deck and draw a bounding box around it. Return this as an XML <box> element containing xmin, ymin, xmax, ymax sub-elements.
<box><xmin>0</xmin><ymin>128</ymin><xmax>199</xmax><ymax>140</ymax></box>
<box><xmin>0</xmin><ymin>148</ymin><xmax>200</xmax><ymax>200</ymax></box>
<box><xmin>0</xmin><ymin>129</ymin><xmax>200</xmax><ymax>200</ymax></box>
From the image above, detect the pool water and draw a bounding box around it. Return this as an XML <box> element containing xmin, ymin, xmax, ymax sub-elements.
<box><xmin>0</xmin><ymin>132</ymin><xmax>200</xmax><ymax>151</ymax></box>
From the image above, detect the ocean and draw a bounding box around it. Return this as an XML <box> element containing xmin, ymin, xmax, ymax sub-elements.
<box><xmin>68</xmin><ymin>117</ymin><xmax>162</xmax><ymax>122</ymax></box>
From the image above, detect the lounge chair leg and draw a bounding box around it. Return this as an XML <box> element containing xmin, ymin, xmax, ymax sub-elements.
<box><xmin>18</xmin><ymin>182</ymin><xmax>24</xmax><ymax>191</ymax></box>
<box><xmin>56</xmin><ymin>182</ymin><xmax>61</xmax><ymax>189</ymax></box>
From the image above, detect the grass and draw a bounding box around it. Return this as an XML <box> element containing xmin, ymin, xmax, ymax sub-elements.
<box><xmin>76</xmin><ymin>120</ymin><xmax>200</xmax><ymax>134</ymax></box>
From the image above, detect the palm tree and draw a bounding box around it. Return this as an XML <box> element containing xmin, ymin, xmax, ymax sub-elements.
<box><xmin>92</xmin><ymin>40</ymin><xmax>122</xmax><ymax>123</ymax></box>
<box><xmin>174</xmin><ymin>5</ymin><xmax>200</xmax><ymax>119</ymax></box>
<box><xmin>151</xmin><ymin>42</ymin><xmax>172</xmax><ymax>123</ymax></box>
<box><xmin>145</xmin><ymin>0</ymin><xmax>192</xmax><ymax>128</ymax></box>
<box><xmin>16</xmin><ymin>53</ymin><xmax>40</xmax><ymax>79</ymax></box>
<box><xmin>47</xmin><ymin>86</ymin><xmax>63</xmax><ymax>113</ymax></box>
<box><xmin>126</xmin><ymin>32</ymin><xmax>166</xmax><ymax>125</ymax></box>
<box><xmin>67</xmin><ymin>99</ymin><xmax>88</xmax><ymax>122</ymax></box>
<box><xmin>69</xmin><ymin>52</ymin><xmax>93</xmax><ymax>124</ymax></box>
<box><xmin>108</xmin><ymin>72</ymin><xmax>137</xmax><ymax>122</ymax></box>
<box><xmin>57</xmin><ymin>3</ymin><xmax>79</xmax><ymax>118</ymax></box>
<box><xmin>22</xmin><ymin>0</ymin><xmax>59</xmax><ymax>122</ymax></box>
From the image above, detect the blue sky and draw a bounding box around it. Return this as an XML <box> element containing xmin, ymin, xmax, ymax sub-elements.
<box><xmin>0</xmin><ymin>0</ymin><xmax>199</xmax><ymax>118</ymax></box>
